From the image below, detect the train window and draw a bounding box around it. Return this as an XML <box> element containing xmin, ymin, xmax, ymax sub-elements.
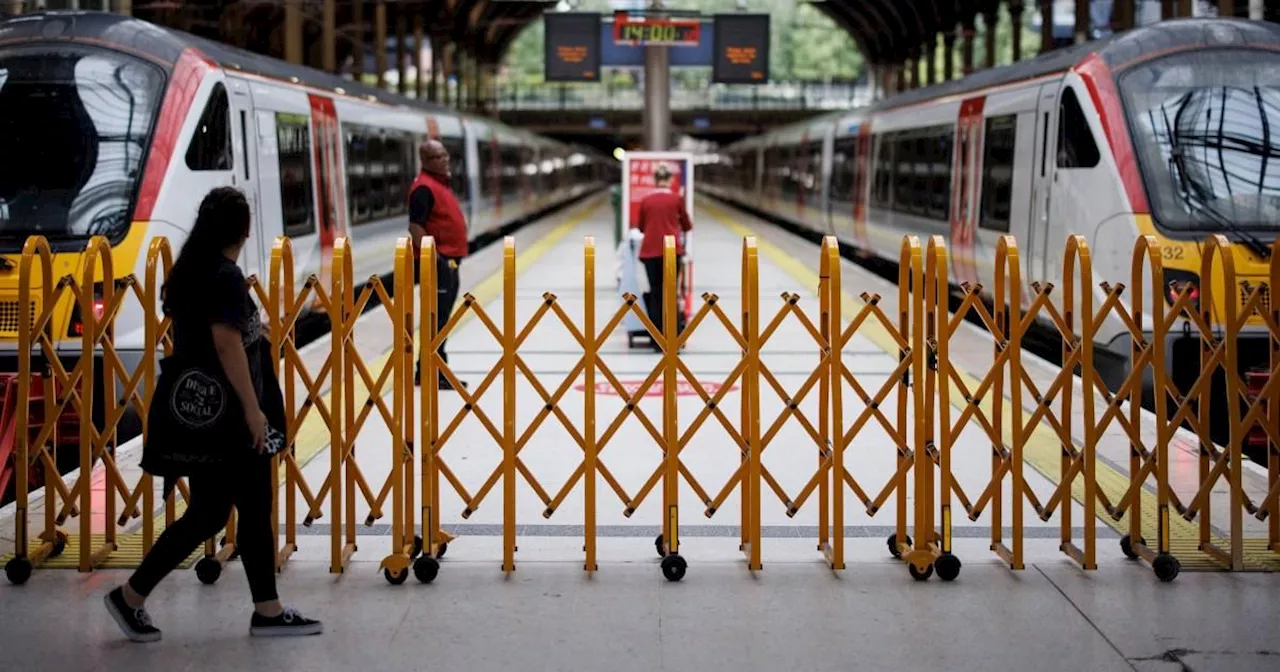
<box><xmin>979</xmin><ymin>115</ymin><xmax>1017</xmax><ymax>232</ymax></box>
<box><xmin>275</xmin><ymin>112</ymin><xmax>315</xmax><ymax>238</ymax></box>
<box><xmin>368</xmin><ymin>134</ymin><xmax>387</xmax><ymax>219</ymax></box>
<box><xmin>871</xmin><ymin>134</ymin><xmax>891</xmax><ymax>209</ymax></box>
<box><xmin>345</xmin><ymin>126</ymin><xmax>371</xmax><ymax>225</ymax></box>
<box><xmin>442</xmin><ymin>136</ymin><xmax>469</xmax><ymax>208</ymax></box>
<box><xmin>1058</xmin><ymin>88</ymin><xmax>1100</xmax><ymax>168</ymax></box>
<box><xmin>385</xmin><ymin>133</ymin><xmax>407</xmax><ymax>217</ymax></box>
<box><xmin>185</xmin><ymin>82</ymin><xmax>232</xmax><ymax>171</ymax></box>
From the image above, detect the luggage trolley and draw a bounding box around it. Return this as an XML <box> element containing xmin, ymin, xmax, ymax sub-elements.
<box><xmin>616</xmin><ymin>151</ymin><xmax>695</xmax><ymax>349</ymax></box>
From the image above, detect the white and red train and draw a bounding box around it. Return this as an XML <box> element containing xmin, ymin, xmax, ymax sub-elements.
<box><xmin>699</xmin><ymin>17</ymin><xmax>1280</xmax><ymax>392</ymax></box>
<box><xmin>0</xmin><ymin>10</ymin><xmax>612</xmax><ymax>378</ymax></box>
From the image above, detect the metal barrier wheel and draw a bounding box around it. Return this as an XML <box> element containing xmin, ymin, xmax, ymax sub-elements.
<box><xmin>908</xmin><ymin>562</ymin><xmax>933</xmax><ymax>581</ymax></box>
<box><xmin>413</xmin><ymin>556</ymin><xmax>440</xmax><ymax>584</ymax></box>
<box><xmin>384</xmin><ymin>567</ymin><xmax>409</xmax><ymax>585</ymax></box>
<box><xmin>886</xmin><ymin>533</ymin><xmax>911</xmax><ymax>559</ymax></box>
<box><xmin>935</xmin><ymin>553</ymin><xmax>961</xmax><ymax>582</ymax></box>
<box><xmin>654</xmin><ymin>534</ymin><xmax>666</xmax><ymax>558</ymax></box>
<box><xmin>660</xmin><ymin>554</ymin><xmax>686</xmax><ymax>582</ymax></box>
<box><xmin>436</xmin><ymin>541</ymin><xmax>448</xmax><ymax>559</ymax></box>
<box><xmin>1153</xmin><ymin>554</ymin><xmax>1180</xmax><ymax>583</ymax></box>
<box><xmin>195</xmin><ymin>557</ymin><xmax>222</xmax><ymax>585</ymax></box>
<box><xmin>5</xmin><ymin>557</ymin><xmax>32</xmax><ymax>585</ymax></box>
<box><xmin>1119</xmin><ymin>535</ymin><xmax>1144</xmax><ymax>560</ymax></box>
<box><xmin>411</xmin><ymin>535</ymin><xmax>423</xmax><ymax>559</ymax></box>
<box><xmin>49</xmin><ymin>538</ymin><xmax>66</xmax><ymax>559</ymax></box>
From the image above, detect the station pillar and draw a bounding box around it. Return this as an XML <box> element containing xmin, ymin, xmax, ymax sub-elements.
<box><xmin>643</xmin><ymin>41</ymin><xmax>671</xmax><ymax>151</ymax></box>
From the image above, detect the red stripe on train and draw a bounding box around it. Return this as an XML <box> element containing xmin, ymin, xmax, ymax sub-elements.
<box><xmin>1074</xmin><ymin>54</ymin><xmax>1148</xmax><ymax>213</ymax></box>
<box><xmin>134</xmin><ymin>48</ymin><xmax>216</xmax><ymax>222</ymax></box>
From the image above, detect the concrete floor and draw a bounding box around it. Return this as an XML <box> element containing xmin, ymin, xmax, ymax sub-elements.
<box><xmin>1</xmin><ymin>537</ymin><xmax>1277</xmax><ymax>672</ymax></box>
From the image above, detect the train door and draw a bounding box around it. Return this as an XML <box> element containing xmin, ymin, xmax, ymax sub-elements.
<box><xmin>951</xmin><ymin>97</ymin><xmax>984</xmax><ymax>288</ymax></box>
<box><xmin>1029</xmin><ymin>82</ymin><xmax>1059</xmax><ymax>283</ymax></box>
<box><xmin>820</xmin><ymin>126</ymin><xmax>834</xmax><ymax>234</ymax></box>
<box><xmin>226</xmin><ymin>78</ymin><xmax>263</xmax><ymax>279</ymax></box>
<box><xmin>307</xmin><ymin>94</ymin><xmax>348</xmax><ymax>293</ymax></box>
<box><xmin>853</xmin><ymin>124</ymin><xmax>872</xmax><ymax>251</ymax></box>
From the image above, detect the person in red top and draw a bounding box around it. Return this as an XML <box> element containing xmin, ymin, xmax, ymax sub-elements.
<box><xmin>632</xmin><ymin>163</ymin><xmax>692</xmax><ymax>347</ymax></box>
<box><xmin>409</xmin><ymin>139</ymin><xmax>469</xmax><ymax>390</ymax></box>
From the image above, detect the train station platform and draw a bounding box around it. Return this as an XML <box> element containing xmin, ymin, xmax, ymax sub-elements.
<box><xmin>2</xmin><ymin>193</ymin><xmax>1278</xmax><ymax>671</ymax></box>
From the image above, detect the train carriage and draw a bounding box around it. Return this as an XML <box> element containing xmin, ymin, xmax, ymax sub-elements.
<box><xmin>0</xmin><ymin>10</ymin><xmax>610</xmax><ymax>456</ymax></box>
<box><xmin>699</xmin><ymin>17</ymin><xmax>1280</xmax><ymax>395</ymax></box>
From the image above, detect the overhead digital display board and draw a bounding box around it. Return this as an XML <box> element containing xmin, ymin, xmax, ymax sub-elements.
<box><xmin>711</xmin><ymin>13</ymin><xmax>770</xmax><ymax>84</ymax></box>
<box><xmin>612</xmin><ymin>12</ymin><xmax>701</xmax><ymax>46</ymax></box>
<box><xmin>544</xmin><ymin>12</ymin><xmax>602</xmax><ymax>82</ymax></box>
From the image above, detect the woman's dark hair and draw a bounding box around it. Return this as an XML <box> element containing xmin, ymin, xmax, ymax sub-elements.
<box><xmin>163</xmin><ymin>187</ymin><xmax>251</xmax><ymax>316</ymax></box>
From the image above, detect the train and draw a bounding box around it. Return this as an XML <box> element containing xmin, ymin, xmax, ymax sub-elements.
<box><xmin>697</xmin><ymin>17</ymin><xmax>1280</xmax><ymax>397</ymax></box>
<box><xmin>0</xmin><ymin>10</ymin><xmax>614</xmax><ymax>503</ymax></box>
<box><xmin>0</xmin><ymin>11</ymin><xmax>613</xmax><ymax>409</ymax></box>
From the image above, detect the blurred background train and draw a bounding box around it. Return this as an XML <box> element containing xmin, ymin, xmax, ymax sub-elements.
<box><xmin>0</xmin><ymin>11</ymin><xmax>613</xmax><ymax>504</ymax></box>
<box><xmin>698</xmin><ymin>17</ymin><xmax>1280</xmax><ymax>453</ymax></box>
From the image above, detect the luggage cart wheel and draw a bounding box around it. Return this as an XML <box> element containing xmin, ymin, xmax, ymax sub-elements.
<box><xmin>411</xmin><ymin>535</ymin><xmax>424</xmax><ymax>559</ymax></box>
<box><xmin>886</xmin><ymin>533</ymin><xmax>912</xmax><ymax>559</ymax></box>
<box><xmin>1119</xmin><ymin>534</ymin><xmax>1144</xmax><ymax>560</ymax></box>
<box><xmin>5</xmin><ymin>557</ymin><xmax>32</xmax><ymax>585</ymax></box>
<box><xmin>908</xmin><ymin>562</ymin><xmax>933</xmax><ymax>582</ymax></box>
<box><xmin>660</xmin><ymin>554</ymin><xmax>686</xmax><ymax>582</ymax></box>
<box><xmin>654</xmin><ymin>533</ymin><xmax>666</xmax><ymax>558</ymax></box>
<box><xmin>195</xmin><ymin>557</ymin><xmax>222</xmax><ymax>585</ymax></box>
<box><xmin>1152</xmin><ymin>553</ymin><xmax>1180</xmax><ymax>583</ymax></box>
<box><xmin>414</xmin><ymin>556</ymin><xmax>440</xmax><ymax>584</ymax></box>
<box><xmin>384</xmin><ymin>567</ymin><xmax>409</xmax><ymax>585</ymax></box>
<box><xmin>935</xmin><ymin>553</ymin><xmax>961</xmax><ymax>582</ymax></box>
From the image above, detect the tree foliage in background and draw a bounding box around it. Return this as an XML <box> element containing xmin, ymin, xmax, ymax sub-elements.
<box><xmin>499</xmin><ymin>0</ymin><xmax>864</xmax><ymax>88</ymax></box>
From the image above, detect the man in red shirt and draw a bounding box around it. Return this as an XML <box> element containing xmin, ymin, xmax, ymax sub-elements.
<box><xmin>632</xmin><ymin>163</ymin><xmax>692</xmax><ymax>348</ymax></box>
<box><xmin>409</xmin><ymin>139</ymin><xmax>469</xmax><ymax>390</ymax></box>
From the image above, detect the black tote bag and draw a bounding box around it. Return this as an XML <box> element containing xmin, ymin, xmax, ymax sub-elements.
<box><xmin>140</xmin><ymin>348</ymin><xmax>250</xmax><ymax>482</ymax></box>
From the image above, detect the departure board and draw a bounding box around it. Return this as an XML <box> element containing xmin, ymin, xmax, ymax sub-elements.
<box><xmin>711</xmin><ymin>14</ymin><xmax>769</xmax><ymax>84</ymax></box>
<box><xmin>545</xmin><ymin>13</ymin><xmax>602</xmax><ymax>82</ymax></box>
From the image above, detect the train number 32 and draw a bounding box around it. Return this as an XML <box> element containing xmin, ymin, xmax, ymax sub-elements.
<box><xmin>1162</xmin><ymin>246</ymin><xmax>1184</xmax><ymax>261</ymax></box>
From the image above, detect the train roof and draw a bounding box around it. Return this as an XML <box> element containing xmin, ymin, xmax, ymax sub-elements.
<box><xmin>0</xmin><ymin>10</ymin><xmax>576</xmax><ymax>150</ymax></box>
<box><xmin>727</xmin><ymin>17</ymin><xmax>1280</xmax><ymax>150</ymax></box>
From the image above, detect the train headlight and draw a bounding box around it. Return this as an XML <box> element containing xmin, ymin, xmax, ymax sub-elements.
<box><xmin>67</xmin><ymin>283</ymin><xmax>105</xmax><ymax>338</ymax></box>
<box><xmin>1165</xmin><ymin>269</ymin><xmax>1200</xmax><ymax>311</ymax></box>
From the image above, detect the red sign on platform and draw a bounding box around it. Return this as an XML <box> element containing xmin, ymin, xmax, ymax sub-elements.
<box><xmin>574</xmin><ymin>380</ymin><xmax>737</xmax><ymax>397</ymax></box>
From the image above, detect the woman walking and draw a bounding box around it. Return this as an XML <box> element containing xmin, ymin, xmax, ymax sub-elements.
<box><xmin>104</xmin><ymin>187</ymin><xmax>321</xmax><ymax>642</ymax></box>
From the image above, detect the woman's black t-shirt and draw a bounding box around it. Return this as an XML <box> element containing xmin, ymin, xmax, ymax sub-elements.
<box><xmin>170</xmin><ymin>258</ymin><xmax>264</xmax><ymax>404</ymax></box>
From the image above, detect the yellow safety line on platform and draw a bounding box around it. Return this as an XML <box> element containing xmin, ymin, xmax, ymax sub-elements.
<box><xmin>3</xmin><ymin>196</ymin><xmax>604</xmax><ymax>570</ymax></box>
<box><xmin>698</xmin><ymin>197</ymin><xmax>1280</xmax><ymax>572</ymax></box>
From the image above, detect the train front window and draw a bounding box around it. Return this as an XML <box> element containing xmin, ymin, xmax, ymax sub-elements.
<box><xmin>1120</xmin><ymin>49</ymin><xmax>1280</xmax><ymax>232</ymax></box>
<box><xmin>0</xmin><ymin>45</ymin><xmax>164</xmax><ymax>248</ymax></box>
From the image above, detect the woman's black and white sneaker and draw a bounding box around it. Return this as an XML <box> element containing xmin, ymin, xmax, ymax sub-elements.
<box><xmin>104</xmin><ymin>587</ymin><xmax>162</xmax><ymax>643</ymax></box>
<box><xmin>250</xmin><ymin>607</ymin><xmax>323</xmax><ymax>637</ymax></box>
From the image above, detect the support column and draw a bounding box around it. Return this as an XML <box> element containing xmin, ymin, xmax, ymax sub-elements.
<box><xmin>984</xmin><ymin>7</ymin><xmax>998</xmax><ymax>68</ymax></box>
<box><xmin>414</xmin><ymin>16</ymin><xmax>425</xmax><ymax>100</ymax></box>
<box><xmin>1251</xmin><ymin>0</ymin><xmax>1264</xmax><ymax>20</ymax></box>
<box><xmin>1177</xmin><ymin>0</ymin><xmax>1192</xmax><ymax>18</ymax></box>
<box><xmin>429</xmin><ymin>37</ymin><xmax>441</xmax><ymax>103</ymax></box>
<box><xmin>1075</xmin><ymin>0</ymin><xmax>1090</xmax><ymax>44</ymax></box>
<box><xmin>396</xmin><ymin>9</ymin><xmax>407</xmax><ymax>95</ymax></box>
<box><xmin>944</xmin><ymin>31</ymin><xmax>956</xmax><ymax>81</ymax></box>
<box><xmin>443</xmin><ymin>43</ymin><xmax>453</xmax><ymax>107</ymax></box>
<box><xmin>6</xmin><ymin>0</ymin><xmax>21</xmax><ymax>15</ymax></box>
<box><xmin>375</xmin><ymin>1</ymin><xmax>387</xmax><ymax>89</ymax></box>
<box><xmin>285</xmin><ymin>0</ymin><xmax>303</xmax><ymax>65</ymax></box>
<box><xmin>1162</xmin><ymin>0</ymin><xmax>1175</xmax><ymax>19</ymax></box>
<box><xmin>352</xmin><ymin>0</ymin><xmax>365</xmax><ymax>80</ymax></box>
<box><xmin>925</xmin><ymin>35</ymin><xmax>937</xmax><ymax>86</ymax></box>
<box><xmin>116</xmin><ymin>0</ymin><xmax>130</xmax><ymax>15</ymax></box>
<box><xmin>644</xmin><ymin>42</ymin><xmax>670</xmax><ymax>150</ymax></box>
<box><xmin>1113</xmin><ymin>0</ymin><xmax>1135</xmax><ymax>31</ymax></box>
<box><xmin>962</xmin><ymin>18</ymin><xmax>976</xmax><ymax>75</ymax></box>
<box><xmin>1009</xmin><ymin>2</ymin><xmax>1025</xmax><ymax>62</ymax></box>
<box><xmin>1040</xmin><ymin>0</ymin><xmax>1053</xmax><ymax>54</ymax></box>
<box><xmin>323</xmin><ymin>0</ymin><xmax>336</xmax><ymax>72</ymax></box>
